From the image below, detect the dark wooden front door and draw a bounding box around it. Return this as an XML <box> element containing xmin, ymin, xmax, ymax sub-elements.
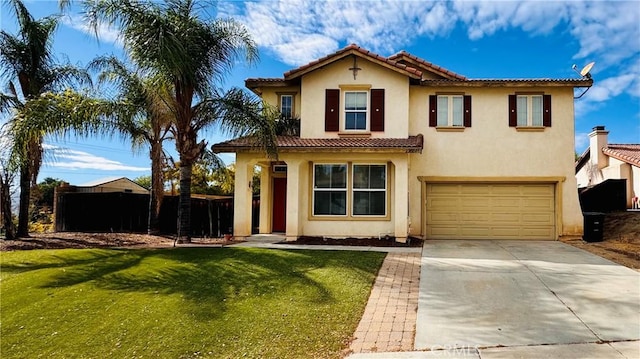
<box><xmin>272</xmin><ymin>177</ymin><xmax>287</xmax><ymax>232</ymax></box>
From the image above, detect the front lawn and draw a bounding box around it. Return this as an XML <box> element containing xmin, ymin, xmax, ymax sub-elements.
<box><xmin>0</xmin><ymin>247</ymin><xmax>385</xmax><ymax>358</ymax></box>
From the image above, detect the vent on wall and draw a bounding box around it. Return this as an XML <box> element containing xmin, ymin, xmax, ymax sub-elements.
<box><xmin>273</xmin><ymin>165</ymin><xmax>287</xmax><ymax>173</ymax></box>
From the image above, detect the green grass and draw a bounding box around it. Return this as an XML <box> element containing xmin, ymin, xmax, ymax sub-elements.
<box><xmin>0</xmin><ymin>247</ymin><xmax>385</xmax><ymax>359</ymax></box>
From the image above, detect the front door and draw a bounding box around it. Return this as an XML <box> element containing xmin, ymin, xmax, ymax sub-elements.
<box><xmin>272</xmin><ymin>177</ymin><xmax>287</xmax><ymax>232</ymax></box>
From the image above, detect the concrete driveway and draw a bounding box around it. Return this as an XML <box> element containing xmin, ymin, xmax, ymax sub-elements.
<box><xmin>415</xmin><ymin>240</ymin><xmax>640</xmax><ymax>358</ymax></box>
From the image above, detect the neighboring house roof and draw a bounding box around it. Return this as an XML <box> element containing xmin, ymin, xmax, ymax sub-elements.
<box><xmin>78</xmin><ymin>177</ymin><xmax>148</xmax><ymax>191</ymax></box>
<box><xmin>575</xmin><ymin>144</ymin><xmax>640</xmax><ymax>173</ymax></box>
<box><xmin>78</xmin><ymin>176</ymin><xmax>129</xmax><ymax>187</ymax></box>
<box><xmin>245</xmin><ymin>44</ymin><xmax>592</xmax><ymax>92</ymax></box>
<box><xmin>603</xmin><ymin>144</ymin><xmax>640</xmax><ymax>167</ymax></box>
<box><xmin>212</xmin><ymin>135</ymin><xmax>424</xmax><ymax>154</ymax></box>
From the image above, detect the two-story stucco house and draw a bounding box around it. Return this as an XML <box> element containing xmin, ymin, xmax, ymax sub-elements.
<box><xmin>213</xmin><ymin>44</ymin><xmax>592</xmax><ymax>242</ymax></box>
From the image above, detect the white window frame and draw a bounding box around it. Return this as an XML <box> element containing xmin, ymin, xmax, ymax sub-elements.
<box><xmin>516</xmin><ymin>95</ymin><xmax>543</xmax><ymax>127</ymax></box>
<box><xmin>344</xmin><ymin>91</ymin><xmax>368</xmax><ymax>131</ymax></box>
<box><xmin>436</xmin><ymin>95</ymin><xmax>464</xmax><ymax>127</ymax></box>
<box><xmin>312</xmin><ymin>163</ymin><xmax>348</xmax><ymax>217</ymax></box>
<box><xmin>352</xmin><ymin>164</ymin><xmax>387</xmax><ymax>217</ymax></box>
<box><xmin>279</xmin><ymin>94</ymin><xmax>294</xmax><ymax>118</ymax></box>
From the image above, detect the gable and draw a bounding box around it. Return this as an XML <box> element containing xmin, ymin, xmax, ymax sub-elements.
<box><xmin>283</xmin><ymin>44</ymin><xmax>423</xmax><ymax>81</ymax></box>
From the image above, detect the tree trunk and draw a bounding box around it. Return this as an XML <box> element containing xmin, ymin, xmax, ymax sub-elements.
<box><xmin>17</xmin><ymin>164</ymin><xmax>30</xmax><ymax>237</ymax></box>
<box><xmin>1</xmin><ymin>176</ymin><xmax>16</xmax><ymax>240</ymax></box>
<box><xmin>148</xmin><ymin>141</ymin><xmax>164</xmax><ymax>234</ymax></box>
<box><xmin>177</xmin><ymin>162</ymin><xmax>192</xmax><ymax>243</ymax></box>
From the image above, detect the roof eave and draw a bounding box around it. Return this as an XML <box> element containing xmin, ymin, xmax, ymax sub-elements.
<box><xmin>422</xmin><ymin>79</ymin><xmax>594</xmax><ymax>87</ymax></box>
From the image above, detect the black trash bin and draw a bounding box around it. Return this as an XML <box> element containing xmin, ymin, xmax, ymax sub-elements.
<box><xmin>583</xmin><ymin>212</ymin><xmax>605</xmax><ymax>242</ymax></box>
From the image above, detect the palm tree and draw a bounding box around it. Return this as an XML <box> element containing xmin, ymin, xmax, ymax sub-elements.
<box><xmin>0</xmin><ymin>0</ymin><xmax>90</xmax><ymax>237</ymax></box>
<box><xmin>84</xmin><ymin>0</ymin><xmax>277</xmax><ymax>242</ymax></box>
<box><xmin>89</xmin><ymin>56</ymin><xmax>173</xmax><ymax>234</ymax></box>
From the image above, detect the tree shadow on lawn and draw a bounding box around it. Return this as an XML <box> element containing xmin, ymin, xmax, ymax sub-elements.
<box><xmin>3</xmin><ymin>247</ymin><xmax>385</xmax><ymax>322</ymax></box>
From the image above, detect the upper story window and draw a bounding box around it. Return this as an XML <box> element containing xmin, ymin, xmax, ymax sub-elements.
<box><xmin>345</xmin><ymin>91</ymin><xmax>367</xmax><ymax>130</ymax></box>
<box><xmin>437</xmin><ymin>95</ymin><xmax>464</xmax><ymax>126</ymax></box>
<box><xmin>325</xmin><ymin>89</ymin><xmax>385</xmax><ymax>133</ymax></box>
<box><xmin>429</xmin><ymin>94</ymin><xmax>471</xmax><ymax>129</ymax></box>
<box><xmin>509</xmin><ymin>94</ymin><xmax>551</xmax><ymax>128</ymax></box>
<box><xmin>278</xmin><ymin>93</ymin><xmax>295</xmax><ymax>118</ymax></box>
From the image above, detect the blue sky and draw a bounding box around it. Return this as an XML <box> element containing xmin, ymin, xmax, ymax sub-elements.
<box><xmin>1</xmin><ymin>0</ymin><xmax>639</xmax><ymax>186</ymax></box>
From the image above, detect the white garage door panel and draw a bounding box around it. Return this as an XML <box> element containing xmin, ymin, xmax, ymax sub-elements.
<box><xmin>426</xmin><ymin>183</ymin><xmax>556</xmax><ymax>240</ymax></box>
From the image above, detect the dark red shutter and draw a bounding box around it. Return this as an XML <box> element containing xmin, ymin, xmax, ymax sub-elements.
<box><xmin>429</xmin><ymin>95</ymin><xmax>437</xmax><ymax>127</ymax></box>
<box><xmin>325</xmin><ymin>89</ymin><xmax>339</xmax><ymax>131</ymax></box>
<box><xmin>543</xmin><ymin>94</ymin><xmax>552</xmax><ymax>127</ymax></box>
<box><xmin>463</xmin><ymin>95</ymin><xmax>472</xmax><ymax>127</ymax></box>
<box><xmin>370</xmin><ymin>89</ymin><xmax>385</xmax><ymax>131</ymax></box>
<box><xmin>508</xmin><ymin>95</ymin><xmax>517</xmax><ymax>127</ymax></box>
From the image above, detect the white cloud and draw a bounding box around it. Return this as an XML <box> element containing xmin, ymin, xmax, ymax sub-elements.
<box><xmin>575</xmin><ymin>132</ymin><xmax>590</xmax><ymax>152</ymax></box>
<box><xmin>223</xmin><ymin>0</ymin><xmax>638</xmax><ymax>105</ymax></box>
<box><xmin>43</xmin><ymin>145</ymin><xmax>148</xmax><ymax>172</ymax></box>
<box><xmin>62</xmin><ymin>14</ymin><xmax>122</xmax><ymax>46</ymax></box>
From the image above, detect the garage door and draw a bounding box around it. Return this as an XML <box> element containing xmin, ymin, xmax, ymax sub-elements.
<box><xmin>425</xmin><ymin>183</ymin><xmax>555</xmax><ymax>240</ymax></box>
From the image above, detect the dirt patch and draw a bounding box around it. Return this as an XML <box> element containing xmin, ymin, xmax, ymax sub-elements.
<box><xmin>561</xmin><ymin>211</ymin><xmax>640</xmax><ymax>271</ymax></box>
<box><xmin>0</xmin><ymin>232</ymin><xmax>236</xmax><ymax>251</ymax></box>
<box><xmin>278</xmin><ymin>236</ymin><xmax>424</xmax><ymax>247</ymax></box>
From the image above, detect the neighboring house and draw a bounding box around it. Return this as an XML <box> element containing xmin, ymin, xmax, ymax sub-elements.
<box><xmin>213</xmin><ymin>44</ymin><xmax>591</xmax><ymax>241</ymax></box>
<box><xmin>72</xmin><ymin>177</ymin><xmax>149</xmax><ymax>194</ymax></box>
<box><xmin>576</xmin><ymin>126</ymin><xmax>640</xmax><ymax>208</ymax></box>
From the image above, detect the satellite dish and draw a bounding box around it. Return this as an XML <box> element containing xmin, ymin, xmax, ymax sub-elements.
<box><xmin>580</xmin><ymin>62</ymin><xmax>595</xmax><ymax>78</ymax></box>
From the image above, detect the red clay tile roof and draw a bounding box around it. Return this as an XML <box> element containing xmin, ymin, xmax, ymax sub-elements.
<box><xmin>603</xmin><ymin>144</ymin><xmax>640</xmax><ymax>167</ymax></box>
<box><xmin>422</xmin><ymin>78</ymin><xmax>593</xmax><ymax>87</ymax></box>
<box><xmin>283</xmin><ymin>44</ymin><xmax>423</xmax><ymax>80</ymax></box>
<box><xmin>212</xmin><ymin>135</ymin><xmax>424</xmax><ymax>154</ymax></box>
<box><xmin>244</xmin><ymin>44</ymin><xmax>593</xmax><ymax>89</ymax></box>
<box><xmin>388</xmin><ymin>50</ymin><xmax>467</xmax><ymax>80</ymax></box>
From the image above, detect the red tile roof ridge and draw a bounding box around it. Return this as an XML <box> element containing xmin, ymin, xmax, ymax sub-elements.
<box><xmin>283</xmin><ymin>43</ymin><xmax>423</xmax><ymax>79</ymax></box>
<box><xmin>388</xmin><ymin>50</ymin><xmax>467</xmax><ymax>80</ymax></box>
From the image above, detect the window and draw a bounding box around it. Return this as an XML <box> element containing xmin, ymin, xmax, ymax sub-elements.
<box><xmin>312</xmin><ymin>163</ymin><xmax>387</xmax><ymax>217</ymax></box>
<box><xmin>278</xmin><ymin>94</ymin><xmax>294</xmax><ymax>118</ymax></box>
<box><xmin>429</xmin><ymin>95</ymin><xmax>471</xmax><ymax>128</ymax></box>
<box><xmin>345</xmin><ymin>91</ymin><xmax>367</xmax><ymax>130</ymax></box>
<box><xmin>353</xmin><ymin>165</ymin><xmax>386</xmax><ymax>216</ymax></box>
<box><xmin>517</xmin><ymin>95</ymin><xmax>542</xmax><ymax>126</ymax></box>
<box><xmin>437</xmin><ymin>95</ymin><xmax>464</xmax><ymax>126</ymax></box>
<box><xmin>509</xmin><ymin>94</ymin><xmax>551</xmax><ymax>127</ymax></box>
<box><xmin>313</xmin><ymin>164</ymin><xmax>347</xmax><ymax>216</ymax></box>
<box><xmin>325</xmin><ymin>89</ymin><xmax>384</xmax><ymax>132</ymax></box>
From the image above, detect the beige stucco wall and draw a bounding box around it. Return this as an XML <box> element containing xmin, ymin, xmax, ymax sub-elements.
<box><xmin>234</xmin><ymin>151</ymin><xmax>410</xmax><ymax>240</ymax></box>
<box><xmin>235</xmin><ymin>59</ymin><xmax>585</xmax><ymax>240</ymax></box>
<box><xmin>299</xmin><ymin>57</ymin><xmax>409</xmax><ymax>138</ymax></box>
<box><xmin>407</xmin><ymin>86</ymin><xmax>584</xmax><ymax>238</ymax></box>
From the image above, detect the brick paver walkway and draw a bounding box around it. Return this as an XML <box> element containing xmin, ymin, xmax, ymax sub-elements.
<box><xmin>348</xmin><ymin>252</ymin><xmax>421</xmax><ymax>354</ymax></box>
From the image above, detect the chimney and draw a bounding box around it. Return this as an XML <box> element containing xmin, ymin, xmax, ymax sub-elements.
<box><xmin>589</xmin><ymin>125</ymin><xmax>609</xmax><ymax>170</ymax></box>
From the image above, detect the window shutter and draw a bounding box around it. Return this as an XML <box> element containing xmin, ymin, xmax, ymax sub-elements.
<box><xmin>463</xmin><ymin>95</ymin><xmax>472</xmax><ymax>127</ymax></box>
<box><xmin>370</xmin><ymin>89</ymin><xmax>385</xmax><ymax>131</ymax></box>
<box><xmin>543</xmin><ymin>94</ymin><xmax>552</xmax><ymax>127</ymax></box>
<box><xmin>325</xmin><ymin>89</ymin><xmax>339</xmax><ymax>131</ymax></box>
<box><xmin>508</xmin><ymin>95</ymin><xmax>517</xmax><ymax>127</ymax></box>
<box><xmin>429</xmin><ymin>95</ymin><xmax>437</xmax><ymax>127</ymax></box>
